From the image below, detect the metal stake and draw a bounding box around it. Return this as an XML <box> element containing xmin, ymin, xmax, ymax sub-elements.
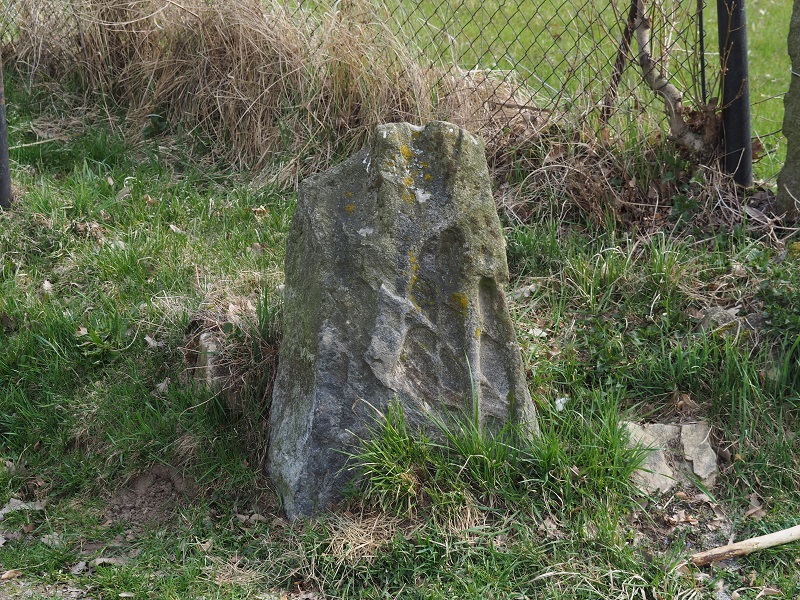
<box><xmin>717</xmin><ymin>0</ymin><xmax>753</xmax><ymax>187</ymax></box>
<box><xmin>0</xmin><ymin>47</ymin><xmax>12</xmax><ymax>208</ymax></box>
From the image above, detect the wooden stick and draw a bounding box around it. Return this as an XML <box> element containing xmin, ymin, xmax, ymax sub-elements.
<box><xmin>601</xmin><ymin>0</ymin><xmax>638</xmax><ymax>125</ymax></box>
<box><xmin>9</xmin><ymin>138</ymin><xmax>64</xmax><ymax>150</ymax></box>
<box><xmin>690</xmin><ymin>525</ymin><xmax>800</xmax><ymax>566</ymax></box>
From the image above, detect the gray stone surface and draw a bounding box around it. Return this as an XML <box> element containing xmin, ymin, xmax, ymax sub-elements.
<box><xmin>681</xmin><ymin>422</ymin><xmax>717</xmax><ymax>487</ymax></box>
<box><xmin>625</xmin><ymin>422</ymin><xmax>680</xmax><ymax>494</ymax></box>
<box><xmin>776</xmin><ymin>0</ymin><xmax>800</xmax><ymax>218</ymax></box>
<box><xmin>269</xmin><ymin>121</ymin><xmax>537</xmax><ymax>519</ymax></box>
<box><xmin>624</xmin><ymin>421</ymin><xmax>719</xmax><ymax>495</ymax></box>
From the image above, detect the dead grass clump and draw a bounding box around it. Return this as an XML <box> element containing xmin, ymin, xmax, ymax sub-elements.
<box><xmin>6</xmin><ymin>0</ymin><xmax>743</xmax><ymax>227</ymax></box>
<box><xmin>180</xmin><ymin>290</ymin><xmax>281</xmax><ymax>470</ymax></box>
<box><xmin>10</xmin><ymin>0</ymin><xmax>441</xmax><ymax>184</ymax></box>
<box><xmin>325</xmin><ymin>512</ymin><xmax>407</xmax><ymax>566</ymax></box>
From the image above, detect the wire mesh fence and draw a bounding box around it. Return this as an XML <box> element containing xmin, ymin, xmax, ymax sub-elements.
<box><xmin>0</xmin><ymin>0</ymin><xmax>731</xmax><ymax>192</ymax></box>
<box><xmin>283</xmin><ymin>0</ymin><xmax>714</xmax><ymax>148</ymax></box>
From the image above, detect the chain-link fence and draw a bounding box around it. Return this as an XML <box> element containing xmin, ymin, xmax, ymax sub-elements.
<box><xmin>0</xmin><ymin>0</ymin><xmax>717</xmax><ymax>177</ymax></box>
<box><xmin>282</xmin><ymin>0</ymin><xmax>712</xmax><ymax>148</ymax></box>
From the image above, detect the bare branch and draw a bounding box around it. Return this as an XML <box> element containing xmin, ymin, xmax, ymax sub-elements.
<box><xmin>632</xmin><ymin>0</ymin><xmax>706</xmax><ymax>154</ymax></box>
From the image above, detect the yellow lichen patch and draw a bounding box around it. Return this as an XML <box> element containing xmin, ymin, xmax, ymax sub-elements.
<box><xmin>475</xmin><ymin>327</ymin><xmax>481</xmax><ymax>338</ymax></box>
<box><xmin>399</xmin><ymin>145</ymin><xmax>413</xmax><ymax>161</ymax></box>
<box><xmin>423</xmin><ymin>173</ymin><xmax>432</xmax><ymax>182</ymax></box>
<box><xmin>401</xmin><ymin>190</ymin><xmax>415</xmax><ymax>204</ymax></box>
<box><xmin>344</xmin><ymin>203</ymin><xmax>356</xmax><ymax>213</ymax></box>
<box><xmin>421</xmin><ymin>162</ymin><xmax>428</xmax><ymax>169</ymax></box>
<box><xmin>345</xmin><ymin>191</ymin><xmax>354</xmax><ymax>198</ymax></box>
<box><xmin>408</xmin><ymin>250</ymin><xmax>419</xmax><ymax>290</ymax></box>
<box><xmin>409</xmin><ymin>250</ymin><xmax>419</xmax><ymax>273</ymax></box>
<box><xmin>403</xmin><ymin>175</ymin><xmax>414</xmax><ymax>187</ymax></box>
<box><xmin>451</xmin><ymin>292</ymin><xmax>469</xmax><ymax>314</ymax></box>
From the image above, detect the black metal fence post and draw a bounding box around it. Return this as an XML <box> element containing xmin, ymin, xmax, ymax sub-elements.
<box><xmin>717</xmin><ymin>0</ymin><xmax>753</xmax><ymax>187</ymax></box>
<box><xmin>0</xmin><ymin>48</ymin><xmax>12</xmax><ymax>208</ymax></box>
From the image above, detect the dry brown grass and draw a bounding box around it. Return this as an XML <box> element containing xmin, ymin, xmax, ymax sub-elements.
<box><xmin>6</xmin><ymin>0</ymin><xmax>559</xmax><ymax>185</ymax></box>
<box><xmin>6</xmin><ymin>0</ymin><xmax>751</xmax><ymax>228</ymax></box>
<box><xmin>9</xmin><ymin>0</ymin><xmax>440</xmax><ymax>183</ymax></box>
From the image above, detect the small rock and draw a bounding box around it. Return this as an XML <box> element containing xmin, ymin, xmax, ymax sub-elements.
<box><xmin>698</xmin><ymin>307</ymin><xmax>740</xmax><ymax>335</ymax></box>
<box><xmin>625</xmin><ymin>422</ymin><xmax>680</xmax><ymax>494</ymax></box>
<box><xmin>625</xmin><ymin>421</ymin><xmax>718</xmax><ymax>494</ymax></box>
<box><xmin>681</xmin><ymin>422</ymin><xmax>717</xmax><ymax>487</ymax></box>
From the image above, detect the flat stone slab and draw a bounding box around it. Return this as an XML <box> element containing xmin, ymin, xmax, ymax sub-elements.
<box><xmin>625</xmin><ymin>421</ymin><xmax>718</xmax><ymax>495</ymax></box>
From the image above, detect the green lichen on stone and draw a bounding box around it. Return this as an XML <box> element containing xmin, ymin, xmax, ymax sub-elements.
<box><xmin>450</xmin><ymin>292</ymin><xmax>469</xmax><ymax>315</ymax></box>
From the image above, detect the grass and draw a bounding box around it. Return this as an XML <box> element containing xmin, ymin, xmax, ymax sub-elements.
<box><xmin>1</xmin><ymin>70</ymin><xmax>799</xmax><ymax>599</ymax></box>
<box><xmin>0</xmin><ymin>0</ymin><xmax>799</xmax><ymax>595</ymax></box>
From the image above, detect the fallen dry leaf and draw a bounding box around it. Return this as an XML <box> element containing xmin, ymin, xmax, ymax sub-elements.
<box><xmin>153</xmin><ymin>378</ymin><xmax>171</xmax><ymax>396</ymax></box>
<box><xmin>168</xmin><ymin>223</ymin><xmax>185</xmax><ymax>235</ymax></box>
<box><xmin>41</xmin><ymin>532</ymin><xmax>63</xmax><ymax>547</ymax></box>
<box><xmin>745</xmin><ymin>493</ymin><xmax>766</xmax><ymax>520</ymax></box>
<box><xmin>755</xmin><ymin>587</ymin><xmax>782</xmax><ymax>598</ymax></box>
<box><xmin>666</xmin><ymin>510</ymin><xmax>699</xmax><ymax>526</ymax></box>
<box><xmin>0</xmin><ymin>569</ymin><xmax>23</xmax><ymax>580</ymax></box>
<box><xmin>538</xmin><ymin>514</ymin><xmax>565</xmax><ymax>539</ymax></box>
<box><xmin>70</xmin><ymin>561</ymin><xmax>87</xmax><ymax>575</ymax></box>
<box><xmin>0</xmin><ymin>498</ymin><xmax>45</xmax><ymax>522</ymax></box>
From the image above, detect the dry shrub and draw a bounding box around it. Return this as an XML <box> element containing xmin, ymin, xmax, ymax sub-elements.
<box><xmin>7</xmin><ymin>0</ymin><xmax>558</xmax><ymax>186</ymax></box>
<box><xmin>10</xmin><ymin>0</ymin><xmax>444</xmax><ymax>183</ymax></box>
<box><xmin>6</xmin><ymin>0</ymin><xmax>743</xmax><ymax>226</ymax></box>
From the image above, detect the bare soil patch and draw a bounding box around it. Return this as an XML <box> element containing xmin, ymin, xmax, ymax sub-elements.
<box><xmin>104</xmin><ymin>464</ymin><xmax>197</xmax><ymax>528</ymax></box>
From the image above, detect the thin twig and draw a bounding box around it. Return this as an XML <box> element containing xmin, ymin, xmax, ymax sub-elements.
<box><xmin>632</xmin><ymin>0</ymin><xmax>706</xmax><ymax>155</ymax></box>
<box><xmin>9</xmin><ymin>137</ymin><xmax>64</xmax><ymax>150</ymax></box>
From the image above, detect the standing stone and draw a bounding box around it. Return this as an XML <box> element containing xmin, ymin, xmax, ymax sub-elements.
<box><xmin>268</xmin><ymin>121</ymin><xmax>538</xmax><ymax>519</ymax></box>
<box><xmin>777</xmin><ymin>0</ymin><xmax>800</xmax><ymax>219</ymax></box>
